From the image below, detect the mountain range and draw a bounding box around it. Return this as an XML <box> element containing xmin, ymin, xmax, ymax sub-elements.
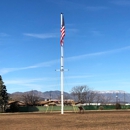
<box><xmin>9</xmin><ymin>90</ymin><xmax>130</xmax><ymax>103</ymax></box>
<box><xmin>9</xmin><ymin>90</ymin><xmax>72</xmax><ymax>101</ymax></box>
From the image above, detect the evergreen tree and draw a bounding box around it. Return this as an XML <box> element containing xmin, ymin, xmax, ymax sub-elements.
<box><xmin>0</xmin><ymin>75</ymin><xmax>8</xmax><ymax>112</ymax></box>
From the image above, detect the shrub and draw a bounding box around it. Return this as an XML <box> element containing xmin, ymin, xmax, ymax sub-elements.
<box><xmin>99</xmin><ymin>106</ymin><xmax>104</xmax><ymax>110</ymax></box>
<box><xmin>10</xmin><ymin>103</ymin><xmax>19</xmax><ymax>112</ymax></box>
<box><xmin>115</xmin><ymin>103</ymin><xmax>121</xmax><ymax>109</ymax></box>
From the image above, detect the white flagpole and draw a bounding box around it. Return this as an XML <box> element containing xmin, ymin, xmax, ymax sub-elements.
<box><xmin>61</xmin><ymin>13</ymin><xmax>64</xmax><ymax>114</ymax></box>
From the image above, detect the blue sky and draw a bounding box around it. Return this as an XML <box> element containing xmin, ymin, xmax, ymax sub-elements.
<box><xmin>1</xmin><ymin>0</ymin><xmax>130</xmax><ymax>93</ymax></box>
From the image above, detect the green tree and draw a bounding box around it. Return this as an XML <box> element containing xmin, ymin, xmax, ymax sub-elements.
<box><xmin>0</xmin><ymin>75</ymin><xmax>9</xmax><ymax>112</ymax></box>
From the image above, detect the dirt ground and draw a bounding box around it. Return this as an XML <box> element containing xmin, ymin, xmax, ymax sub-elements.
<box><xmin>0</xmin><ymin>111</ymin><xmax>130</xmax><ymax>130</ymax></box>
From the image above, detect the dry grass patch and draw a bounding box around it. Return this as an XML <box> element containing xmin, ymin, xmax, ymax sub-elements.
<box><xmin>0</xmin><ymin>111</ymin><xmax>130</xmax><ymax>130</ymax></box>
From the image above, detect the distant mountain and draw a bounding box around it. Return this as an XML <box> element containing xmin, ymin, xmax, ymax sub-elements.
<box><xmin>95</xmin><ymin>90</ymin><xmax>126</xmax><ymax>94</ymax></box>
<box><xmin>95</xmin><ymin>90</ymin><xmax>130</xmax><ymax>103</ymax></box>
<box><xmin>43</xmin><ymin>90</ymin><xmax>72</xmax><ymax>99</ymax></box>
<box><xmin>9</xmin><ymin>90</ymin><xmax>72</xmax><ymax>100</ymax></box>
<box><xmin>9</xmin><ymin>90</ymin><xmax>130</xmax><ymax>103</ymax></box>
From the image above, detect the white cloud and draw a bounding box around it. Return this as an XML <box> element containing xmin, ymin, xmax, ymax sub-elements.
<box><xmin>23</xmin><ymin>33</ymin><xmax>58</xmax><ymax>39</ymax></box>
<box><xmin>111</xmin><ymin>0</ymin><xmax>130</xmax><ymax>6</ymax></box>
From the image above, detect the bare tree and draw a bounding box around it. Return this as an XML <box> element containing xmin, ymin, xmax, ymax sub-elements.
<box><xmin>71</xmin><ymin>85</ymin><xmax>90</xmax><ymax>103</ymax></box>
<box><xmin>94</xmin><ymin>92</ymin><xmax>103</xmax><ymax>105</ymax></box>
<box><xmin>93</xmin><ymin>92</ymin><xmax>113</xmax><ymax>105</ymax></box>
<box><xmin>100</xmin><ymin>94</ymin><xmax>113</xmax><ymax>105</ymax></box>
<box><xmin>22</xmin><ymin>90</ymin><xmax>41</xmax><ymax>106</ymax></box>
<box><xmin>87</xmin><ymin>91</ymin><xmax>97</xmax><ymax>105</ymax></box>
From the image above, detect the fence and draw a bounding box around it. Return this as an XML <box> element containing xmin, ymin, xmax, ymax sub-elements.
<box><xmin>18</xmin><ymin>105</ymin><xmax>130</xmax><ymax>112</ymax></box>
<box><xmin>19</xmin><ymin>106</ymin><xmax>79</xmax><ymax>112</ymax></box>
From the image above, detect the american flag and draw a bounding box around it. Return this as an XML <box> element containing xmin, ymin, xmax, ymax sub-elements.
<box><xmin>60</xmin><ymin>14</ymin><xmax>65</xmax><ymax>46</ymax></box>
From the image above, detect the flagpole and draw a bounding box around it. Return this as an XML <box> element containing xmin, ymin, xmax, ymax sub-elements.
<box><xmin>61</xmin><ymin>45</ymin><xmax>64</xmax><ymax>114</ymax></box>
<box><xmin>61</xmin><ymin>13</ymin><xmax>64</xmax><ymax>114</ymax></box>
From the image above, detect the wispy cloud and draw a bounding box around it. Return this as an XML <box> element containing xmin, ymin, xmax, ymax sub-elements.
<box><xmin>5</xmin><ymin>78</ymin><xmax>47</xmax><ymax>85</ymax></box>
<box><xmin>119</xmin><ymin>81</ymin><xmax>130</xmax><ymax>85</ymax></box>
<box><xmin>86</xmin><ymin>6</ymin><xmax>108</xmax><ymax>11</ymax></box>
<box><xmin>52</xmin><ymin>0</ymin><xmax>108</xmax><ymax>11</ymax></box>
<box><xmin>5</xmin><ymin>79</ymin><xmax>45</xmax><ymax>91</ymax></box>
<box><xmin>23</xmin><ymin>33</ymin><xmax>58</xmax><ymax>39</ymax></box>
<box><xmin>65</xmin><ymin>75</ymin><xmax>94</xmax><ymax>79</ymax></box>
<box><xmin>0</xmin><ymin>46</ymin><xmax>130</xmax><ymax>75</ymax></box>
<box><xmin>0</xmin><ymin>33</ymin><xmax>9</xmax><ymax>37</ymax></box>
<box><xmin>111</xmin><ymin>0</ymin><xmax>130</xmax><ymax>6</ymax></box>
<box><xmin>5</xmin><ymin>78</ymin><xmax>48</xmax><ymax>92</ymax></box>
<box><xmin>0</xmin><ymin>59</ymin><xmax>59</xmax><ymax>75</ymax></box>
<box><xmin>5</xmin><ymin>77</ymin><xmax>61</xmax><ymax>92</ymax></box>
<box><xmin>66</xmin><ymin>46</ymin><xmax>130</xmax><ymax>61</ymax></box>
<box><xmin>66</xmin><ymin>28</ymin><xmax>79</xmax><ymax>36</ymax></box>
<box><xmin>90</xmin><ymin>30</ymin><xmax>103</xmax><ymax>36</ymax></box>
<box><xmin>21</xmin><ymin>83</ymin><xmax>43</xmax><ymax>91</ymax></box>
<box><xmin>67</xmin><ymin>28</ymin><xmax>78</xmax><ymax>33</ymax></box>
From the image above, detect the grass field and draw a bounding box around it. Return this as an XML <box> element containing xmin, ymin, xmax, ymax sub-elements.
<box><xmin>0</xmin><ymin>111</ymin><xmax>130</xmax><ymax>130</ymax></box>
